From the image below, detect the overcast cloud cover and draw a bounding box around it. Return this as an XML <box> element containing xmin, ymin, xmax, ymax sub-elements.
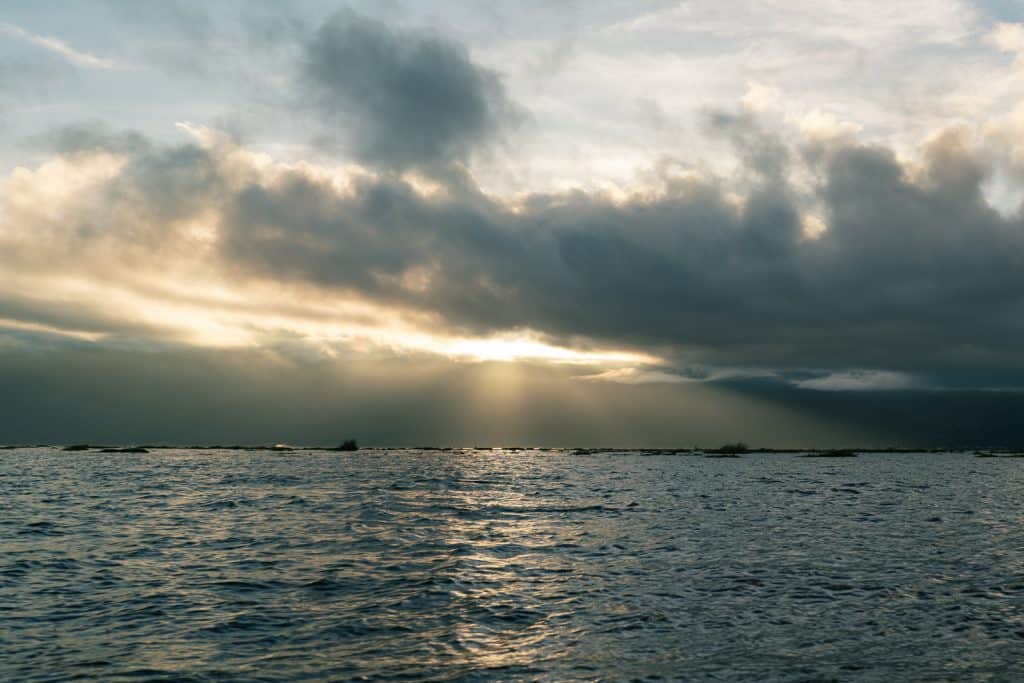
<box><xmin>4</xmin><ymin>1</ymin><xmax>1024</xmax><ymax>445</ymax></box>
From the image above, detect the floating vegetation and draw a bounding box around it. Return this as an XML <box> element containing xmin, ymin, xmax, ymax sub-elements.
<box><xmin>802</xmin><ymin>449</ymin><xmax>858</xmax><ymax>458</ymax></box>
<box><xmin>571</xmin><ymin>448</ymin><xmax>612</xmax><ymax>456</ymax></box>
<box><xmin>709</xmin><ymin>442</ymin><xmax>748</xmax><ymax>456</ymax></box>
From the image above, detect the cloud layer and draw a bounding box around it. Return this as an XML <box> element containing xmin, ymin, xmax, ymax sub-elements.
<box><xmin>5</xmin><ymin>112</ymin><xmax>1024</xmax><ymax>391</ymax></box>
<box><xmin>5</xmin><ymin>7</ymin><xmax>1024</xmax><ymax>445</ymax></box>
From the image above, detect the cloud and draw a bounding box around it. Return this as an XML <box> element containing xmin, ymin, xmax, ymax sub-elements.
<box><xmin>576</xmin><ymin>365</ymin><xmax>776</xmax><ymax>385</ymax></box>
<box><xmin>703</xmin><ymin>109</ymin><xmax>791</xmax><ymax>181</ymax></box>
<box><xmin>208</xmin><ymin>117</ymin><xmax>1024</xmax><ymax>387</ymax></box>
<box><xmin>10</xmin><ymin>4</ymin><xmax>1024</xmax><ymax>446</ymax></box>
<box><xmin>6</xmin><ymin>0</ymin><xmax>1024</xmax><ymax>396</ymax></box>
<box><xmin>741</xmin><ymin>81</ymin><xmax>783</xmax><ymax>113</ymax></box>
<box><xmin>300</xmin><ymin>10</ymin><xmax>519</xmax><ymax>170</ymax></box>
<box><xmin>577</xmin><ymin>367</ymin><xmax>695</xmax><ymax>385</ymax></box>
<box><xmin>794</xmin><ymin>370</ymin><xmax>918</xmax><ymax>392</ymax></box>
<box><xmin>990</xmin><ymin>22</ymin><xmax>1024</xmax><ymax>54</ymax></box>
<box><xmin>794</xmin><ymin>109</ymin><xmax>862</xmax><ymax>142</ymax></box>
<box><xmin>7</xmin><ymin>111</ymin><xmax>1024</xmax><ymax>396</ymax></box>
<box><xmin>0</xmin><ymin>22</ymin><xmax>121</xmax><ymax>70</ymax></box>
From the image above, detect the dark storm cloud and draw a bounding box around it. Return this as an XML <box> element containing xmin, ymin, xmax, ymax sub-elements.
<box><xmin>222</xmin><ymin>167</ymin><xmax>804</xmax><ymax>348</ymax></box>
<box><xmin>301</xmin><ymin>10</ymin><xmax>517</xmax><ymax>169</ymax></box>
<box><xmin>14</xmin><ymin>111</ymin><xmax>1024</xmax><ymax>390</ymax></box>
<box><xmin>215</xmin><ymin>122</ymin><xmax>1024</xmax><ymax>384</ymax></box>
<box><xmin>703</xmin><ymin>110</ymin><xmax>791</xmax><ymax>181</ymax></box>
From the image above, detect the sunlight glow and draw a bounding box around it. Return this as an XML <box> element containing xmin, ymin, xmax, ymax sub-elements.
<box><xmin>443</xmin><ymin>335</ymin><xmax>655</xmax><ymax>365</ymax></box>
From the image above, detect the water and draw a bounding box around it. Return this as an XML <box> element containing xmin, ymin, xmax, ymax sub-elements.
<box><xmin>3</xmin><ymin>448</ymin><xmax>1024</xmax><ymax>681</ymax></box>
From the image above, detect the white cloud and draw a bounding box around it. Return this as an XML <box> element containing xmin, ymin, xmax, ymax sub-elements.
<box><xmin>795</xmin><ymin>109</ymin><xmax>862</xmax><ymax>142</ymax></box>
<box><xmin>578</xmin><ymin>366</ymin><xmax>776</xmax><ymax>385</ymax></box>
<box><xmin>795</xmin><ymin>370</ymin><xmax>917</xmax><ymax>392</ymax></box>
<box><xmin>742</xmin><ymin>81</ymin><xmax>783</xmax><ymax>113</ymax></box>
<box><xmin>800</xmin><ymin>213</ymin><xmax>828</xmax><ymax>240</ymax></box>
<box><xmin>0</xmin><ymin>22</ymin><xmax>121</xmax><ymax>70</ymax></box>
<box><xmin>576</xmin><ymin>367</ymin><xmax>693</xmax><ymax>384</ymax></box>
<box><xmin>990</xmin><ymin>22</ymin><xmax>1024</xmax><ymax>54</ymax></box>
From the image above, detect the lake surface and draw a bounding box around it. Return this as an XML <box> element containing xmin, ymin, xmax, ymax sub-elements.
<box><xmin>3</xmin><ymin>448</ymin><xmax>1024</xmax><ymax>681</ymax></box>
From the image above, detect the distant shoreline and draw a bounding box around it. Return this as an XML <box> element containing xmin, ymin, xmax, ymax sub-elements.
<box><xmin>2</xmin><ymin>444</ymin><xmax>1021</xmax><ymax>455</ymax></box>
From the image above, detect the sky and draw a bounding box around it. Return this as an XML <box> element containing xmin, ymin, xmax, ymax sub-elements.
<box><xmin>3</xmin><ymin>1</ymin><xmax>1024</xmax><ymax>447</ymax></box>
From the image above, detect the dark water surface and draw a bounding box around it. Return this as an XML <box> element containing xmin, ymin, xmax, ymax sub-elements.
<box><xmin>3</xmin><ymin>448</ymin><xmax>1024</xmax><ymax>681</ymax></box>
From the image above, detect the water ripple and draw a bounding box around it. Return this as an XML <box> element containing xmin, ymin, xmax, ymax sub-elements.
<box><xmin>2</xmin><ymin>449</ymin><xmax>1024</xmax><ymax>680</ymax></box>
